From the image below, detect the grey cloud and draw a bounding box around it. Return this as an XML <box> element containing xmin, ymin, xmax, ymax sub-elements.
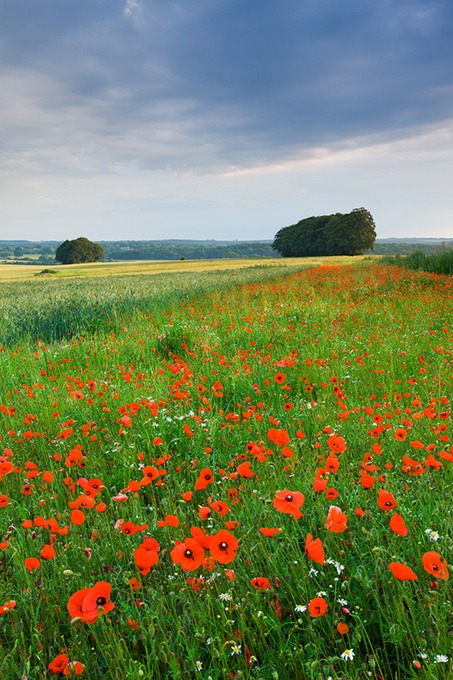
<box><xmin>1</xmin><ymin>0</ymin><xmax>452</xmax><ymax>177</ymax></box>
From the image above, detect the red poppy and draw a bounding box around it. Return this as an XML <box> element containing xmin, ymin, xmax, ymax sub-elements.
<box><xmin>273</xmin><ymin>489</ymin><xmax>304</xmax><ymax>519</ymax></box>
<box><xmin>67</xmin><ymin>581</ymin><xmax>114</xmax><ymax>624</ymax></box>
<box><xmin>259</xmin><ymin>527</ymin><xmax>282</xmax><ymax>537</ymax></box>
<box><xmin>190</xmin><ymin>526</ymin><xmax>213</xmax><ymax>549</ymax></box>
<box><xmin>389</xmin><ymin>512</ymin><xmax>408</xmax><ymax>537</ymax></box>
<box><xmin>309</xmin><ymin>597</ymin><xmax>328</xmax><ymax>617</ymax></box>
<box><xmin>25</xmin><ymin>557</ymin><xmax>41</xmax><ymax>571</ymax></box>
<box><xmin>134</xmin><ymin>547</ymin><xmax>159</xmax><ymax>576</ymax></box>
<box><xmin>209</xmin><ymin>529</ymin><xmax>238</xmax><ymax>564</ymax></box>
<box><xmin>325</xmin><ymin>487</ymin><xmax>339</xmax><ymax>500</ymax></box>
<box><xmin>325</xmin><ymin>506</ymin><xmax>348</xmax><ymax>533</ymax></box>
<box><xmin>236</xmin><ymin>461</ymin><xmax>254</xmax><ymax>478</ymax></box>
<box><xmin>250</xmin><ymin>577</ymin><xmax>271</xmax><ymax>590</ymax></box>
<box><xmin>140</xmin><ymin>465</ymin><xmax>159</xmax><ymax>485</ymax></box>
<box><xmin>360</xmin><ymin>473</ymin><xmax>376</xmax><ymax>490</ymax></box>
<box><xmin>171</xmin><ymin>538</ymin><xmax>205</xmax><ymax>571</ymax></box>
<box><xmin>388</xmin><ymin>562</ymin><xmax>418</xmax><ymax>581</ymax></box>
<box><xmin>377</xmin><ymin>489</ymin><xmax>397</xmax><ymax>511</ymax></box>
<box><xmin>327</xmin><ymin>435</ymin><xmax>347</xmax><ymax>454</ymax></box>
<box><xmin>194</xmin><ymin>468</ymin><xmax>214</xmax><ymax>491</ymax></box>
<box><xmin>336</xmin><ymin>622</ymin><xmax>349</xmax><ymax>635</ymax></box>
<box><xmin>41</xmin><ymin>544</ymin><xmax>56</xmax><ymax>560</ymax></box>
<box><xmin>422</xmin><ymin>552</ymin><xmax>449</xmax><ymax>580</ymax></box>
<box><xmin>394</xmin><ymin>428</ymin><xmax>407</xmax><ymax>441</ymax></box>
<box><xmin>48</xmin><ymin>653</ymin><xmax>69</xmax><ymax>674</ymax></box>
<box><xmin>305</xmin><ymin>533</ymin><xmax>325</xmax><ymax>565</ymax></box>
<box><xmin>268</xmin><ymin>428</ymin><xmax>290</xmax><ymax>447</ymax></box>
<box><xmin>210</xmin><ymin>501</ymin><xmax>229</xmax><ymax>515</ymax></box>
<box><xmin>63</xmin><ymin>660</ymin><xmax>85</xmax><ymax>676</ymax></box>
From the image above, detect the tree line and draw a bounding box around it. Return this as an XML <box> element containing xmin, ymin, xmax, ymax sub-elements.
<box><xmin>272</xmin><ymin>208</ymin><xmax>376</xmax><ymax>257</ymax></box>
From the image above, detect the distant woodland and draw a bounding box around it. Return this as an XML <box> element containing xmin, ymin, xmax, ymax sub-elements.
<box><xmin>1</xmin><ymin>238</ymin><xmax>453</xmax><ymax>265</ymax></box>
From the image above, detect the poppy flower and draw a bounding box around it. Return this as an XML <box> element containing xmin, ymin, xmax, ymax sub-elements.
<box><xmin>198</xmin><ymin>506</ymin><xmax>212</xmax><ymax>520</ymax></box>
<box><xmin>194</xmin><ymin>468</ymin><xmax>214</xmax><ymax>491</ymax></box>
<box><xmin>140</xmin><ymin>465</ymin><xmax>159</xmax><ymax>485</ymax></box>
<box><xmin>325</xmin><ymin>487</ymin><xmax>339</xmax><ymax>500</ymax></box>
<box><xmin>327</xmin><ymin>435</ymin><xmax>347</xmax><ymax>454</ymax></box>
<box><xmin>250</xmin><ymin>577</ymin><xmax>271</xmax><ymax>590</ymax></box>
<box><xmin>360</xmin><ymin>473</ymin><xmax>376</xmax><ymax>490</ymax></box>
<box><xmin>210</xmin><ymin>501</ymin><xmax>229</xmax><ymax>516</ymax></box>
<box><xmin>48</xmin><ymin>653</ymin><xmax>69</xmax><ymax>674</ymax></box>
<box><xmin>25</xmin><ymin>557</ymin><xmax>41</xmax><ymax>571</ymax></box>
<box><xmin>190</xmin><ymin>526</ymin><xmax>213</xmax><ymax>549</ymax></box>
<box><xmin>377</xmin><ymin>489</ymin><xmax>397</xmax><ymax>511</ymax></box>
<box><xmin>309</xmin><ymin>597</ymin><xmax>328</xmax><ymax>617</ymax></box>
<box><xmin>389</xmin><ymin>512</ymin><xmax>408</xmax><ymax>537</ymax></box>
<box><xmin>273</xmin><ymin>489</ymin><xmax>304</xmax><ymax>519</ymax></box>
<box><xmin>41</xmin><ymin>544</ymin><xmax>56</xmax><ymax>560</ymax></box>
<box><xmin>394</xmin><ymin>428</ymin><xmax>407</xmax><ymax>441</ymax></box>
<box><xmin>134</xmin><ymin>547</ymin><xmax>159</xmax><ymax>576</ymax></box>
<box><xmin>0</xmin><ymin>600</ymin><xmax>16</xmax><ymax>615</ymax></box>
<box><xmin>259</xmin><ymin>527</ymin><xmax>282</xmax><ymax>537</ymax></box>
<box><xmin>236</xmin><ymin>461</ymin><xmax>254</xmax><ymax>478</ymax></box>
<box><xmin>336</xmin><ymin>622</ymin><xmax>349</xmax><ymax>635</ymax></box>
<box><xmin>325</xmin><ymin>506</ymin><xmax>348</xmax><ymax>533</ymax></box>
<box><xmin>171</xmin><ymin>538</ymin><xmax>205</xmax><ymax>571</ymax></box>
<box><xmin>63</xmin><ymin>660</ymin><xmax>85</xmax><ymax>675</ymax></box>
<box><xmin>305</xmin><ymin>533</ymin><xmax>325</xmax><ymax>565</ymax></box>
<box><xmin>388</xmin><ymin>562</ymin><xmax>418</xmax><ymax>581</ymax></box>
<box><xmin>422</xmin><ymin>552</ymin><xmax>449</xmax><ymax>580</ymax></box>
<box><xmin>67</xmin><ymin>581</ymin><xmax>114</xmax><ymax>624</ymax></box>
<box><xmin>209</xmin><ymin>529</ymin><xmax>238</xmax><ymax>564</ymax></box>
<box><xmin>268</xmin><ymin>428</ymin><xmax>290</xmax><ymax>446</ymax></box>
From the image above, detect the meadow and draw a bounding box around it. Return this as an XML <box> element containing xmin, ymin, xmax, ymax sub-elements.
<box><xmin>0</xmin><ymin>258</ymin><xmax>452</xmax><ymax>679</ymax></box>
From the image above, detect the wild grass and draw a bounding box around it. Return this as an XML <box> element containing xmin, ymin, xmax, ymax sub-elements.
<box><xmin>0</xmin><ymin>261</ymin><xmax>452</xmax><ymax>679</ymax></box>
<box><xmin>383</xmin><ymin>249</ymin><xmax>453</xmax><ymax>275</ymax></box>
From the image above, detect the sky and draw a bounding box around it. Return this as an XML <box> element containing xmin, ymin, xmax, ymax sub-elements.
<box><xmin>1</xmin><ymin>0</ymin><xmax>453</xmax><ymax>242</ymax></box>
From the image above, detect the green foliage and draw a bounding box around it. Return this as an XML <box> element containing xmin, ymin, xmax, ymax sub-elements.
<box><xmin>273</xmin><ymin>208</ymin><xmax>376</xmax><ymax>257</ymax></box>
<box><xmin>383</xmin><ymin>249</ymin><xmax>453</xmax><ymax>275</ymax></box>
<box><xmin>55</xmin><ymin>237</ymin><xmax>105</xmax><ymax>264</ymax></box>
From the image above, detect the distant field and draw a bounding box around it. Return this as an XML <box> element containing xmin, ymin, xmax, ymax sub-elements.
<box><xmin>0</xmin><ymin>255</ymin><xmax>369</xmax><ymax>282</ymax></box>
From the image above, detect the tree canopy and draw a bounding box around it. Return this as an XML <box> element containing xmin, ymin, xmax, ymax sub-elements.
<box><xmin>272</xmin><ymin>208</ymin><xmax>376</xmax><ymax>257</ymax></box>
<box><xmin>55</xmin><ymin>238</ymin><xmax>105</xmax><ymax>264</ymax></box>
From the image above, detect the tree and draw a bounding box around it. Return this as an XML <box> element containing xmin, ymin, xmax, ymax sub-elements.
<box><xmin>55</xmin><ymin>238</ymin><xmax>105</xmax><ymax>264</ymax></box>
<box><xmin>272</xmin><ymin>208</ymin><xmax>376</xmax><ymax>257</ymax></box>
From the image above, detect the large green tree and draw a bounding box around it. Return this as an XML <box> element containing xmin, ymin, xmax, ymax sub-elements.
<box><xmin>55</xmin><ymin>238</ymin><xmax>105</xmax><ymax>264</ymax></box>
<box><xmin>273</xmin><ymin>208</ymin><xmax>376</xmax><ymax>257</ymax></box>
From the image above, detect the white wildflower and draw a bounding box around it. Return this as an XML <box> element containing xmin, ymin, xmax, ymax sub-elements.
<box><xmin>219</xmin><ymin>592</ymin><xmax>231</xmax><ymax>601</ymax></box>
<box><xmin>341</xmin><ymin>649</ymin><xmax>355</xmax><ymax>661</ymax></box>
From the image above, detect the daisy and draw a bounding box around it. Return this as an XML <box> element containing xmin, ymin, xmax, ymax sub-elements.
<box><xmin>341</xmin><ymin>649</ymin><xmax>355</xmax><ymax>661</ymax></box>
<box><xmin>434</xmin><ymin>655</ymin><xmax>448</xmax><ymax>663</ymax></box>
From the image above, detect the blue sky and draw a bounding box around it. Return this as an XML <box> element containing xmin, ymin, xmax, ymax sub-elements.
<box><xmin>1</xmin><ymin>0</ymin><xmax>452</xmax><ymax>241</ymax></box>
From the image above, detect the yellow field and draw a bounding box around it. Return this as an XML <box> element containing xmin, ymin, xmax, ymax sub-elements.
<box><xmin>0</xmin><ymin>255</ymin><xmax>370</xmax><ymax>282</ymax></box>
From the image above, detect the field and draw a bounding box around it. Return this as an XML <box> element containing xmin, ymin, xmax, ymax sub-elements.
<box><xmin>0</xmin><ymin>258</ymin><xmax>452</xmax><ymax>679</ymax></box>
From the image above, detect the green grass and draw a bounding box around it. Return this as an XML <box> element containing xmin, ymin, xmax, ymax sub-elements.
<box><xmin>383</xmin><ymin>249</ymin><xmax>453</xmax><ymax>275</ymax></box>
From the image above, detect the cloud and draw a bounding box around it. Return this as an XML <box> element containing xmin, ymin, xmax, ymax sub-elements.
<box><xmin>0</xmin><ymin>0</ymin><xmax>452</xmax><ymax>239</ymax></box>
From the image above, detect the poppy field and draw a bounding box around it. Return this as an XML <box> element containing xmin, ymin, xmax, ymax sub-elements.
<box><xmin>0</xmin><ymin>260</ymin><xmax>452</xmax><ymax>679</ymax></box>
